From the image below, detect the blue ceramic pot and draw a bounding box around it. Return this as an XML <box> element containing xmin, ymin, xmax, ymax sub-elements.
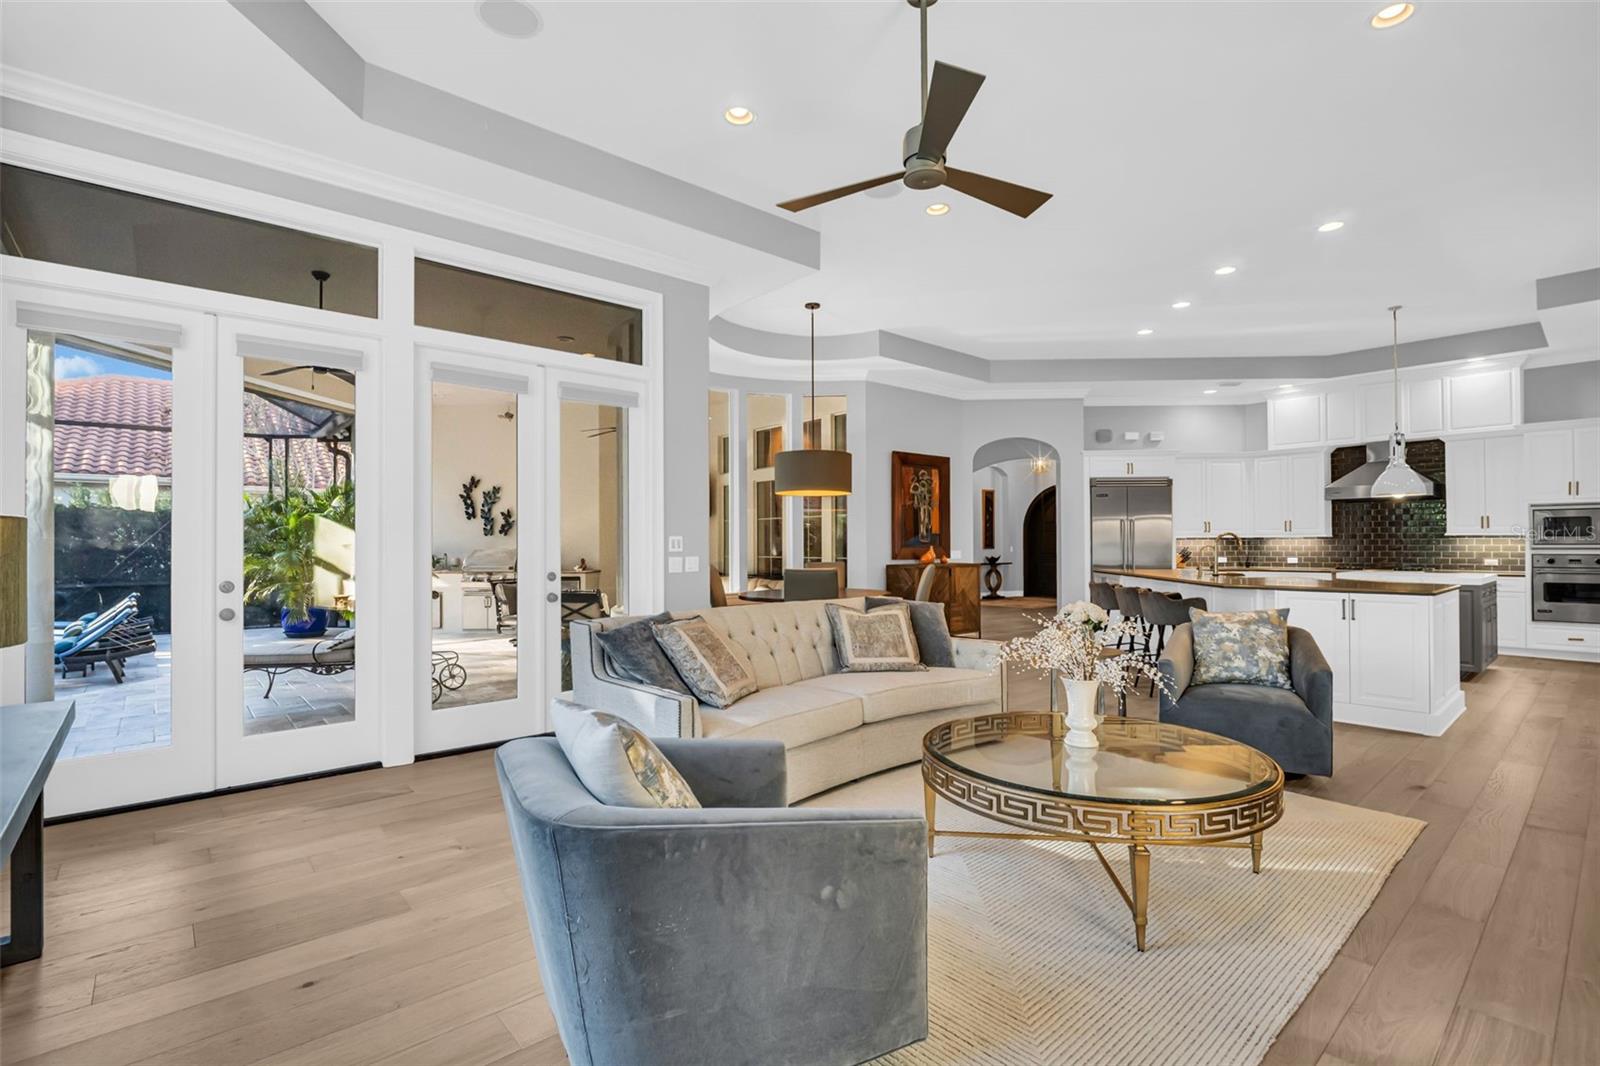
<box><xmin>280</xmin><ymin>606</ymin><xmax>329</xmax><ymax>637</ymax></box>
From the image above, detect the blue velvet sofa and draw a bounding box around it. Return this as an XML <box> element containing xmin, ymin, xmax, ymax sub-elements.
<box><xmin>1157</xmin><ymin>623</ymin><xmax>1335</xmax><ymax>776</ymax></box>
<box><xmin>495</xmin><ymin>726</ymin><xmax>929</xmax><ymax>1066</ymax></box>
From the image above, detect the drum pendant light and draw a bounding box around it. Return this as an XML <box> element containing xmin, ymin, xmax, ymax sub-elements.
<box><xmin>774</xmin><ymin>302</ymin><xmax>852</xmax><ymax>497</ymax></box>
<box><xmin>1371</xmin><ymin>305</ymin><xmax>1432</xmax><ymax>499</ymax></box>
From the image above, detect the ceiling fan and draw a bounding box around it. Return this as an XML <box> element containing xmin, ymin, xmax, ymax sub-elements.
<box><xmin>776</xmin><ymin>0</ymin><xmax>1052</xmax><ymax>219</ymax></box>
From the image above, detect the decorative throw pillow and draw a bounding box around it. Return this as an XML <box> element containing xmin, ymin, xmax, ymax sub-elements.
<box><xmin>651</xmin><ymin>616</ymin><xmax>758</xmax><ymax>707</ymax></box>
<box><xmin>826</xmin><ymin>602</ymin><xmax>928</xmax><ymax>673</ymax></box>
<box><xmin>866</xmin><ymin>597</ymin><xmax>955</xmax><ymax>667</ymax></box>
<box><xmin>1188</xmin><ymin>607</ymin><xmax>1293</xmax><ymax>690</ymax></box>
<box><xmin>550</xmin><ymin>702</ymin><xmax>700</xmax><ymax>809</ymax></box>
<box><xmin>594</xmin><ymin>612</ymin><xmax>693</xmax><ymax>696</ymax></box>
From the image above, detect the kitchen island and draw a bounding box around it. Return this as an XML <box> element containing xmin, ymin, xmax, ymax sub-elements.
<box><xmin>1096</xmin><ymin>567</ymin><xmax>1466</xmax><ymax>737</ymax></box>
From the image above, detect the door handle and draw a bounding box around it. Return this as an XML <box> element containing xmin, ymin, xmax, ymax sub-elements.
<box><xmin>218</xmin><ymin>579</ymin><xmax>236</xmax><ymax>594</ymax></box>
<box><xmin>546</xmin><ymin>592</ymin><xmax>559</xmax><ymax>603</ymax></box>
<box><xmin>547</xmin><ymin>571</ymin><xmax>558</xmax><ymax>582</ymax></box>
<box><xmin>218</xmin><ymin>608</ymin><xmax>237</xmax><ymax>621</ymax></box>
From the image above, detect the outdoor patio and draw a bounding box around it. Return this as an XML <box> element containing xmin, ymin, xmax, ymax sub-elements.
<box><xmin>52</xmin><ymin>628</ymin><xmax>519</xmax><ymax>760</ymax></box>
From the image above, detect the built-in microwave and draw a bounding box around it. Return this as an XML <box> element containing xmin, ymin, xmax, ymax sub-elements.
<box><xmin>1530</xmin><ymin>504</ymin><xmax>1600</xmax><ymax>548</ymax></box>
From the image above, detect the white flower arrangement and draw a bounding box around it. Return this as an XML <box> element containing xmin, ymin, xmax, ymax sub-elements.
<box><xmin>993</xmin><ymin>599</ymin><xmax>1172</xmax><ymax>698</ymax></box>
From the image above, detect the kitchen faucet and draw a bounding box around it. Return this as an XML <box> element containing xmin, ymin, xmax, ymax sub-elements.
<box><xmin>1212</xmin><ymin>531</ymin><xmax>1245</xmax><ymax>574</ymax></box>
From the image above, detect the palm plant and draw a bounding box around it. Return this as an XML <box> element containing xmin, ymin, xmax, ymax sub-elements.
<box><xmin>242</xmin><ymin>481</ymin><xmax>355</xmax><ymax>623</ymax></box>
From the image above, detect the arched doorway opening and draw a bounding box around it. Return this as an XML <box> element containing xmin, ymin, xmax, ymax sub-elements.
<box><xmin>970</xmin><ymin>437</ymin><xmax>1060</xmax><ymax>602</ymax></box>
<box><xmin>1023</xmin><ymin>486</ymin><xmax>1057</xmax><ymax>598</ymax></box>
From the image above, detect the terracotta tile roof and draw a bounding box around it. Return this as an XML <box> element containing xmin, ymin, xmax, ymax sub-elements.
<box><xmin>55</xmin><ymin>376</ymin><xmax>342</xmax><ymax>489</ymax></box>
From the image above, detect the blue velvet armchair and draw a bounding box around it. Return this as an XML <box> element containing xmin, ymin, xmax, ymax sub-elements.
<box><xmin>1158</xmin><ymin>623</ymin><xmax>1335</xmax><ymax>776</ymax></box>
<box><xmin>495</xmin><ymin>727</ymin><xmax>929</xmax><ymax>1066</ymax></box>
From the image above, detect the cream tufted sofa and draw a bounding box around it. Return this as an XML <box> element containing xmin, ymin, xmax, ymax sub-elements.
<box><xmin>567</xmin><ymin>598</ymin><xmax>1005</xmax><ymax>801</ymax></box>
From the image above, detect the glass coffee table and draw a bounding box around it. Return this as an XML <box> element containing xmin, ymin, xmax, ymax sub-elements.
<box><xmin>922</xmin><ymin>713</ymin><xmax>1284</xmax><ymax>951</ymax></box>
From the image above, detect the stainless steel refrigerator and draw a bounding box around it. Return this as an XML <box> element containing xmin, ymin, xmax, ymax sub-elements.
<box><xmin>1090</xmin><ymin>479</ymin><xmax>1174</xmax><ymax>569</ymax></box>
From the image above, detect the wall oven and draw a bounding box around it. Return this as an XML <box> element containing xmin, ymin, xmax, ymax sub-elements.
<box><xmin>1530</xmin><ymin>504</ymin><xmax>1600</xmax><ymax>548</ymax></box>
<box><xmin>1531</xmin><ymin>551</ymin><xmax>1600</xmax><ymax>625</ymax></box>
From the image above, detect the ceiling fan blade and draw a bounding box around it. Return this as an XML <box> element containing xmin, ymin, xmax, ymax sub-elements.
<box><xmin>777</xmin><ymin>172</ymin><xmax>905</xmax><ymax>212</ymax></box>
<box><xmin>944</xmin><ymin>167</ymin><xmax>1053</xmax><ymax>218</ymax></box>
<box><xmin>330</xmin><ymin>369</ymin><xmax>356</xmax><ymax>385</ymax></box>
<box><xmin>915</xmin><ymin>62</ymin><xmax>986</xmax><ymax>160</ymax></box>
<box><xmin>261</xmin><ymin>365</ymin><xmax>309</xmax><ymax>377</ymax></box>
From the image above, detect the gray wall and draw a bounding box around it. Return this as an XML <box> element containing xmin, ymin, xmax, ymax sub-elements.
<box><xmin>1525</xmin><ymin>361</ymin><xmax>1600</xmax><ymax>423</ymax></box>
<box><xmin>1083</xmin><ymin>404</ymin><xmax>1258</xmax><ymax>453</ymax></box>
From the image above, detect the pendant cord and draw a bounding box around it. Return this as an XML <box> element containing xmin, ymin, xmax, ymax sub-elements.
<box><xmin>809</xmin><ymin>307</ymin><xmax>816</xmax><ymax>447</ymax></box>
<box><xmin>1389</xmin><ymin>304</ymin><xmax>1402</xmax><ymax>433</ymax></box>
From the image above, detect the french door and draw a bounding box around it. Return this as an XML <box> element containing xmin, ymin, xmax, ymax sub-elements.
<box><xmin>213</xmin><ymin>317</ymin><xmax>383</xmax><ymax>787</ymax></box>
<box><xmin>416</xmin><ymin>348</ymin><xmax>649</xmax><ymax>753</ymax></box>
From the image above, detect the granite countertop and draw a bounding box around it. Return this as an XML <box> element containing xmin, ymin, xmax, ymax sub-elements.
<box><xmin>1094</xmin><ymin>567</ymin><xmax>1461</xmax><ymax>596</ymax></box>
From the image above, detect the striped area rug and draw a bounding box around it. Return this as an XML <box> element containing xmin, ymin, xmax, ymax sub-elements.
<box><xmin>805</xmin><ymin>766</ymin><xmax>1423</xmax><ymax>1066</ymax></box>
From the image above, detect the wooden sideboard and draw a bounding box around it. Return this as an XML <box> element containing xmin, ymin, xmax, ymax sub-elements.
<box><xmin>884</xmin><ymin>562</ymin><xmax>982</xmax><ymax>637</ymax></box>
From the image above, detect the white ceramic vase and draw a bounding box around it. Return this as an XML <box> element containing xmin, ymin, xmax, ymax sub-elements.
<box><xmin>1059</xmin><ymin>677</ymin><xmax>1102</xmax><ymax>749</ymax></box>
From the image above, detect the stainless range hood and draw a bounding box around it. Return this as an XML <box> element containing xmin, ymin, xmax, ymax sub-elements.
<box><xmin>1325</xmin><ymin>439</ymin><xmax>1437</xmax><ymax>500</ymax></box>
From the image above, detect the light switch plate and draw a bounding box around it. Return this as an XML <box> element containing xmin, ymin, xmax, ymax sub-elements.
<box><xmin>685</xmin><ymin>555</ymin><xmax>701</xmax><ymax>572</ymax></box>
<box><xmin>1286</xmin><ymin>556</ymin><xmax>1299</xmax><ymax>564</ymax></box>
<box><xmin>950</xmin><ymin>549</ymin><xmax>963</xmax><ymax>560</ymax></box>
<box><xmin>1483</xmin><ymin>558</ymin><xmax>1499</xmax><ymax>566</ymax></box>
<box><xmin>667</xmin><ymin>556</ymin><xmax>684</xmax><ymax>574</ymax></box>
<box><xmin>667</xmin><ymin>535</ymin><xmax>684</xmax><ymax>553</ymax></box>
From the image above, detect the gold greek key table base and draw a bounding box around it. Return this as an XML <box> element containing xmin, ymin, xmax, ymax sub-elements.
<box><xmin>922</xmin><ymin>713</ymin><xmax>1285</xmax><ymax>952</ymax></box>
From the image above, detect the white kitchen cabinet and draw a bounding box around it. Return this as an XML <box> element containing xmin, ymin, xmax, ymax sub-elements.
<box><xmin>1267</xmin><ymin>393</ymin><xmax>1323</xmax><ymax>449</ymax></box>
<box><xmin>1404</xmin><ymin>378</ymin><xmax>1446</xmax><ymax>435</ymax></box>
<box><xmin>1445</xmin><ymin>435</ymin><xmax>1523</xmax><ymax>535</ymax></box>
<box><xmin>1289</xmin><ymin>451</ymin><xmax>1330</xmax><ymax>535</ymax></box>
<box><xmin>1521</xmin><ymin>424</ymin><xmax>1600</xmax><ymax>502</ymax></box>
<box><xmin>1446</xmin><ymin>368</ymin><xmax>1518</xmax><ymax>432</ymax></box>
<box><xmin>1173</xmin><ymin>458</ymin><xmax>1206</xmax><ymax>537</ymax></box>
<box><xmin>1206</xmin><ymin>460</ymin><xmax>1250</xmax><ymax>535</ymax></box>
<box><xmin>1497</xmin><ymin>578</ymin><xmax>1528</xmax><ymax>649</ymax></box>
<box><xmin>1347</xmin><ymin>594</ymin><xmax>1433</xmax><ymax>712</ymax></box>
<box><xmin>1087</xmin><ymin>455</ymin><xmax>1177</xmax><ymax>479</ymax></box>
<box><xmin>1252</xmin><ymin>456</ymin><xmax>1289</xmax><ymax>536</ymax></box>
<box><xmin>1274</xmin><ymin>591</ymin><xmax>1351</xmax><ymax>704</ymax></box>
<box><xmin>1576</xmin><ymin>425</ymin><xmax>1599</xmax><ymax>500</ymax></box>
<box><xmin>1250</xmin><ymin>452</ymin><xmax>1326</xmax><ymax>536</ymax></box>
<box><xmin>1324</xmin><ymin>388</ymin><xmax>1360</xmax><ymax>444</ymax></box>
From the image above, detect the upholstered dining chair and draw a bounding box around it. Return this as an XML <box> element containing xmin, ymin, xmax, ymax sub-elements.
<box><xmin>1112</xmin><ymin>585</ymin><xmax>1150</xmax><ymax>657</ymax></box>
<box><xmin>709</xmin><ymin>566</ymin><xmax>729</xmax><ymax>608</ymax></box>
<box><xmin>1089</xmin><ymin>580</ymin><xmax>1119</xmax><ymax>615</ymax></box>
<box><xmin>496</xmin><ymin>723</ymin><xmax>929</xmax><ymax>1066</ymax></box>
<box><xmin>783</xmin><ymin>567</ymin><xmax>840</xmax><ymax>601</ymax></box>
<box><xmin>913</xmin><ymin>563</ymin><xmax>942</xmax><ymax>602</ymax></box>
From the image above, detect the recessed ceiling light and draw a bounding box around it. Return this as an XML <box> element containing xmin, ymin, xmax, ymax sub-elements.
<box><xmin>1203</xmin><ymin>388</ymin><xmax>1218</xmax><ymax>395</ymax></box>
<box><xmin>1317</xmin><ymin>220</ymin><xmax>1345</xmax><ymax>233</ymax></box>
<box><xmin>1279</xmin><ymin>384</ymin><xmax>1296</xmax><ymax>390</ymax></box>
<box><xmin>1371</xmin><ymin>3</ymin><xmax>1414</xmax><ymax>29</ymax></box>
<box><xmin>1171</xmin><ymin>301</ymin><xmax>1192</xmax><ymax>310</ymax></box>
<box><xmin>1136</xmin><ymin>328</ymin><xmax>1154</xmax><ymax>336</ymax></box>
<box><xmin>1467</xmin><ymin>356</ymin><xmax>1487</xmax><ymax>364</ymax></box>
<box><xmin>723</xmin><ymin>106</ymin><xmax>755</xmax><ymax>126</ymax></box>
<box><xmin>1214</xmin><ymin>266</ymin><xmax>1236</xmax><ymax>276</ymax></box>
<box><xmin>925</xmin><ymin>202</ymin><xmax>950</xmax><ymax>216</ymax></box>
<box><xmin>476</xmin><ymin>0</ymin><xmax>543</xmax><ymax>39</ymax></box>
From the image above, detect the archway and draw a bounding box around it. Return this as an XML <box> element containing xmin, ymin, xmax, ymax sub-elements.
<box><xmin>970</xmin><ymin>437</ymin><xmax>1060</xmax><ymax>601</ymax></box>
<box><xmin>1023</xmin><ymin>486</ymin><xmax>1057</xmax><ymax>598</ymax></box>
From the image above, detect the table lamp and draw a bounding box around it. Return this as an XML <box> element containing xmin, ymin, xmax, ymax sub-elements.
<box><xmin>1</xmin><ymin>515</ymin><xmax>24</xmax><ymax>648</ymax></box>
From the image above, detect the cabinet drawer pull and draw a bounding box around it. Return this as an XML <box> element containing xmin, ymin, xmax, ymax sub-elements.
<box><xmin>1350</xmin><ymin>598</ymin><xmax>1356</xmax><ymax>620</ymax></box>
<box><xmin>1341</xmin><ymin>599</ymin><xmax>1346</xmax><ymax>620</ymax></box>
<box><xmin>1570</xmin><ymin>636</ymin><xmax>1586</xmax><ymax>643</ymax></box>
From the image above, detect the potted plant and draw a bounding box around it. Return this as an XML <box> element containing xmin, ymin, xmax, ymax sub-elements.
<box><xmin>994</xmin><ymin>601</ymin><xmax>1169</xmax><ymax>748</ymax></box>
<box><xmin>243</xmin><ymin>482</ymin><xmax>354</xmax><ymax>637</ymax></box>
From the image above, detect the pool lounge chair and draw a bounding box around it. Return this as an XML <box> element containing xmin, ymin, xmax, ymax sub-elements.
<box><xmin>243</xmin><ymin>630</ymin><xmax>356</xmax><ymax>698</ymax></box>
<box><xmin>54</xmin><ymin>595</ymin><xmax>156</xmax><ymax>683</ymax></box>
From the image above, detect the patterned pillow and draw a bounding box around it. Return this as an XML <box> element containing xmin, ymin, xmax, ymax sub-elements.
<box><xmin>551</xmin><ymin>702</ymin><xmax>700</xmax><ymax>809</ymax></box>
<box><xmin>1188</xmin><ymin>607</ymin><xmax>1293</xmax><ymax>690</ymax></box>
<box><xmin>826</xmin><ymin>602</ymin><xmax>928</xmax><ymax>673</ymax></box>
<box><xmin>865</xmin><ymin>597</ymin><xmax>955</xmax><ymax>667</ymax></box>
<box><xmin>651</xmin><ymin>616</ymin><xmax>758</xmax><ymax>707</ymax></box>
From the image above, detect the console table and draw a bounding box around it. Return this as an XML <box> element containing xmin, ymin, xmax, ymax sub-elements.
<box><xmin>2</xmin><ymin>700</ymin><xmax>74</xmax><ymax>967</ymax></box>
<box><xmin>884</xmin><ymin>562</ymin><xmax>982</xmax><ymax>636</ymax></box>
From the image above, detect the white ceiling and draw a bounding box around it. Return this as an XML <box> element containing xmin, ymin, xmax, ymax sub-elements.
<box><xmin>308</xmin><ymin>0</ymin><xmax>1599</xmax><ymax>361</ymax></box>
<box><xmin>3</xmin><ymin>1</ymin><xmax>1596</xmax><ymax>379</ymax></box>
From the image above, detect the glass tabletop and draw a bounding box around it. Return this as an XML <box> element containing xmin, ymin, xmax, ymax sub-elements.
<box><xmin>926</xmin><ymin>716</ymin><xmax>1280</xmax><ymax>806</ymax></box>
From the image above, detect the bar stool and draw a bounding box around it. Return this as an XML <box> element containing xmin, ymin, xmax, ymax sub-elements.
<box><xmin>1139</xmin><ymin>590</ymin><xmax>1208</xmax><ymax>695</ymax></box>
<box><xmin>1089</xmin><ymin>580</ymin><xmax>1119</xmax><ymax>616</ymax></box>
<box><xmin>1113</xmin><ymin>585</ymin><xmax>1151</xmax><ymax>657</ymax></box>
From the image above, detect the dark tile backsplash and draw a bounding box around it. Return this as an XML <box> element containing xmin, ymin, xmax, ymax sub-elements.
<box><xmin>1176</xmin><ymin>439</ymin><xmax>1527</xmax><ymax>574</ymax></box>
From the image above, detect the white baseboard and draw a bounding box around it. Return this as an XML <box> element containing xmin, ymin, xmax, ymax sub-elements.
<box><xmin>1497</xmin><ymin>645</ymin><xmax>1600</xmax><ymax>664</ymax></box>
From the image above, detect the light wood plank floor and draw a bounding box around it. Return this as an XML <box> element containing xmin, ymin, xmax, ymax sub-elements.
<box><xmin>1</xmin><ymin>601</ymin><xmax>1594</xmax><ymax>1066</ymax></box>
